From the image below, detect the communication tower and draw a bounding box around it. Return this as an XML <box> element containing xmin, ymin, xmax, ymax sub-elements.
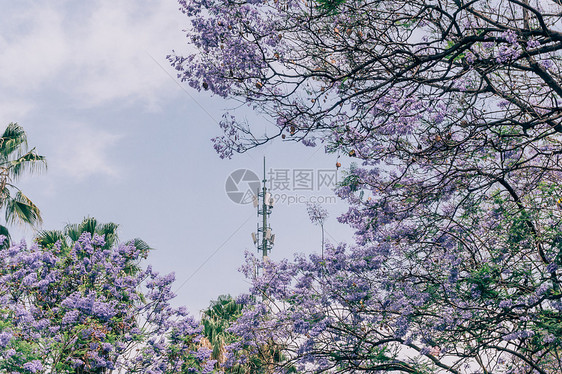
<box><xmin>251</xmin><ymin>158</ymin><xmax>275</xmax><ymax>260</ymax></box>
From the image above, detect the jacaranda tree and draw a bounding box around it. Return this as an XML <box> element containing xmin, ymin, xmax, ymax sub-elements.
<box><xmin>0</xmin><ymin>232</ymin><xmax>214</xmax><ymax>373</ymax></box>
<box><xmin>171</xmin><ymin>0</ymin><xmax>562</xmax><ymax>372</ymax></box>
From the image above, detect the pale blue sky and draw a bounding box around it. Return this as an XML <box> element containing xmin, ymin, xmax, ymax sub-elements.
<box><xmin>0</xmin><ymin>0</ymin><xmax>353</xmax><ymax>315</ymax></box>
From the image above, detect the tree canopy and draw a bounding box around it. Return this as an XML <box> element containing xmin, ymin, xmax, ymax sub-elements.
<box><xmin>170</xmin><ymin>0</ymin><xmax>562</xmax><ymax>158</ymax></box>
<box><xmin>172</xmin><ymin>0</ymin><xmax>562</xmax><ymax>372</ymax></box>
<box><xmin>0</xmin><ymin>230</ymin><xmax>212</xmax><ymax>373</ymax></box>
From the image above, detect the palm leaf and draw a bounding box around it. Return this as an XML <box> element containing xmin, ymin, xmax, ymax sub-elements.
<box><xmin>0</xmin><ymin>187</ymin><xmax>10</xmax><ymax>209</ymax></box>
<box><xmin>202</xmin><ymin>295</ymin><xmax>245</xmax><ymax>364</ymax></box>
<box><xmin>99</xmin><ymin>222</ymin><xmax>119</xmax><ymax>248</ymax></box>
<box><xmin>128</xmin><ymin>237</ymin><xmax>152</xmax><ymax>257</ymax></box>
<box><xmin>36</xmin><ymin>218</ymin><xmax>151</xmax><ymax>258</ymax></box>
<box><xmin>64</xmin><ymin>223</ymin><xmax>83</xmax><ymax>242</ymax></box>
<box><xmin>0</xmin><ymin>224</ymin><xmax>11</xmax><ymax>248</ymax></box>
<box><xmin>64</xmin><ymin>218</ymin><xmax>123</xmax><ymax>249</ymax></box>
<box><xmin>0</xmin><ymin>123</ymin><xmax>45</xmax><ymax>235</ymax></box>
<box><xmin>4</xmin><ymin>191</ymin><xmax>42</xmax><ymax>226</ymax></box>
<box><xmin>65</xmin><ymin>217</ymin><xmax>99</xmax><ymax>241</ymax></box>
<box><xmin>9</xmin><ymin>148</ymin><xmax>46</xmax><ymax>181</ymax></box>
<box><xmin>0</xmin><ymin>123</ymin><xmax>27</xmax><ymax>160</ymax></box>
<box><xmin>79</xmin><ymin>216</ymin><xmax>99</xmax><ymax>235</ymax></box>
<box><xmin>36</xmin><ymin>229</ymin><xmax>67</xmax><ymax>249</ymax></box>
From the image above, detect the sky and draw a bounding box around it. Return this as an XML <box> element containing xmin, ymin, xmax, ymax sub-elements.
<box><xmin>0</xmin><ymin>0</ymin><xmax>354</xmax><ymax>315</ymax></box>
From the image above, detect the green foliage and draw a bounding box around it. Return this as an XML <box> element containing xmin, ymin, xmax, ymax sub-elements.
<box><xmin>201</xmin><ymin>295</ymin><xmax>291</xmax><ymax>373</ymax></box>
<box><xmin>201</xmin><ymin>295</ymin><xmax>244</xmax><ymax>372</ymax></box>
<box><xmin>0</xmin><ymin>123</ymin><xmax>45</xmax><ymax>246</ymax></box>
<box><xmin>0</xmin><ymin>312</ymin><xmax>42</xmax><ymax>373</ymax></box>
<box><xmin>339</xmin><ymin>163</ymin><xmax>361</xmax><ymax>192</ymax></box>
<box><xmin>316</xmin><ymin>0</ymin><xmax>346</xmax><ymax>13</ymax></box>
<box><xmin>36</xmin><ymin>217</ymin><xmax>152</xmax><ymax>259</ymax></box>
<box><xmin>444</xmin><ymin>40</ymin><xmax>467</xmax><ymax>62</ymax></box>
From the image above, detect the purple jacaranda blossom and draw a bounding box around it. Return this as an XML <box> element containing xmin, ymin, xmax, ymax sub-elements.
<box><xmin>171</xmin><ymin>0</ymin><xmax>562</xmax><ymax>371</ymax></box>
<box><xmin>0</xmin><ymin>233</ymin><xmax>207</xmax><ymax>373</ymax></box>
<box><xmin>306</xmin><ymin>202</ymin><xmax>328</xmax><ymax>226</ymax></box>
<box><xmin>0</xmin><ymin>331</ymin><xmax>12</xmax><ymax>348</ymax></box>
<box><xmin>22</xmin><ymin>360</ymin><xmax>43</xmax><ymax>373</ymax></box>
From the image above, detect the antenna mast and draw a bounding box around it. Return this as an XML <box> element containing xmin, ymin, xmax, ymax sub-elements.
<box><xmin>252</xmin><ymin>157</ymin><xmax>275</xmax><ymax>260</ymax></box>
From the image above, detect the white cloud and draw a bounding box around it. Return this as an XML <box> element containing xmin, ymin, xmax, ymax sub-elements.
<box><xmin>0</xmin><ymin>99</ymin><xmax>35</xmax><ymax>124</ymax></box>
<box><xmin>0</xmin><ymin>0</ymin><xmax>189</xmax><ymax>109</ymax></box>
<box><xmin>52</xmin><ymin>122</ymin><xmax>123</xmax><ymax>180</ymax></box>
<box><xmin>0</xmin><ymin>5</ymin><xmax>69</xmax><ymax>92</ymax></box>
<box><xmin>0</xmin><ymin>0</ymin><xmax>192</xmax><ymax>180</ymax></box>
<box><xmin>68</xmin><ymin>0</ymin><xmax>187</xmax><ymax>108</ymax></box>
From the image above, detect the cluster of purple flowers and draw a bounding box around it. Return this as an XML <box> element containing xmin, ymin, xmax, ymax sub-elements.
<box><xmin>169</xmin><ymin>0</ymin><xmax>562</xmax><ymax>371</ymax></box>
<box><xmin>0</xmin><ymin>233</ymin><xmax>210</xmax><ymax>373</ymax></box>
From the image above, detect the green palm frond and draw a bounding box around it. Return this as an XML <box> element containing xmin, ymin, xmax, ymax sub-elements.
<box><xmin>205</xmin><ymin>294</ymin><xmax>243</xmax><ymax>322</ymax></box>
<box><xmin>8</xmin><ymin>148</ymin><xmax>46</xmax><ymax>180</ymax></box>
<box><xmin>201</xmin><ymin>295</ymin><xmax>287</xmax><ymax>373</ymax></box>
<box><xmin>99</xmin><ymin>222</ymin><xmax>119</xmax><ymax>248</ymax></box>
<box><xmin>36</xmin><ymin>229</ymin><xmax>67</xmax><ymax>249</ymax></box>
<box><xmin>0</xmin><ymin>224</ymin><xmax>10</xmax><ymax>248</ymax></box>
<box><xmin>64</xmin><ymin>223</ymin><xmax>82</xmax><ymax>242</ymax></box>
<box><xmin>65</xmin><ymin>217</ymin><xmax>96</xmax><ymax>241</ymax></box>
<box><xmin>0</xmin><ymin>123</ymin><xmax>45</xmax><ymax>239</ymax></box>
<box><xmin>0</xmin><ymin>123</ymin><xmax>28</xmax><ymax>159</ymax></box>
<box><xmin>36</xmin><ymin>218</ymin><xmax>152</xmax><ymax>260</ymax></box>
<box><xmin>128</xmin><ymin>238</ymin><xmax>152</xmax><ymax>258</ymax></box>
<box><xmin>202</xmin><ymin>295</ymin><xmax>245</xmax><ymax>364</ymax></box>
<box><xmin>65</xmin><ymin>218</ymin><xmax>120</xmax><ymax>248</ymax></box>
<box><xmin>77</xmin><ymin>216</ymin><xmax>99</xmax><ymax>235</ymax></box>
<box><xmin>4</xmin><ymin>191</ymin><xmax>42</xmax><ymax>226</ymax></box>
<box><xmin>0</xmin><ymin>187</ymin><xmax>10</xmax><ymax>209</ymax></box>
<box><xmin>35</xmin><ymin>217</ymin><xmax>152</xmax><ymax>278</ymax></box>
